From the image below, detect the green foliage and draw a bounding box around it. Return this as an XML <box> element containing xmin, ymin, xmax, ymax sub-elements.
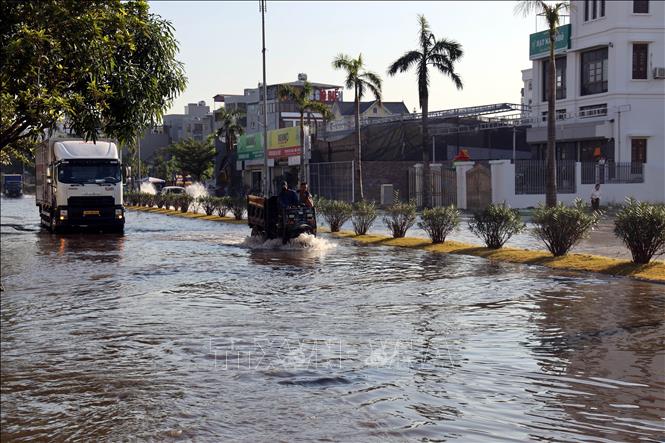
<box><xmin>383</xmin><ymin>199</ymin><xmax>417</xmax><ymax>238</ymax></box>
<box><xmin>318</xmin><ymin>198</ymin><xmax>353</xmax><ymax>232</ymax></box>
<box><xmin>418</xmin><ymin>205</ymin><xmax>460</xmax><ymax>244</ymax></box>
<box><xmin>614</xmin><ymin>198</ymin><xmax>665</xmax><ymax>264</ymax></box>
<box><xmin>0</xmin><ymin>0</ymin><xmax>187</xmax><ymax>158</ymax></box>
<box><xmin>352</xmin><ymin>200</ymin><xmax>378</xmax><ymax>235</ymax></box>
<box><xmin>167</xmin><ymin>138</ymin><xmax>216</xmax><ymax>182</ymax></box>
<box><xmin>155</xmin><ymin>193</ymin><xmax>165</xmax><ymax>208</ymax></box>
<box><xmin>176</xmin><ymin>194</ymin><xmax>194</xmax><ymax>213</ymax></box>
<box><xmin>216</xmin><ymin>196</ymin><xmax>233</xmax><ymax>217</ymax></box>
<box><xmin>197</xmin><ymin>195</ymin><xmax>218</xmax><ymax>216</ymax></box>
<box><xmin>532</xmin><ymin>199</ymin><xmax>601</xmax><ymax>257</ymax></box>
<box><xmin>162</xmin><ymin>193</ymin><xmax>177</xmax><ymax>210</ymax></box>
<box><xmin>468</xmin><ymin>203</ymin><xmax>525</xmax><ymax>249</ymax></box>
<box><xmin>230</xmin><ymin>196</ymin><xmax>245</xmax><ymax>220</ymax></box>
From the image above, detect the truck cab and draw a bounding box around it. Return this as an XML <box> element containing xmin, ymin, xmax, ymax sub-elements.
<box><xmin>2</xmin><ymin>174</ymin><xmax>23</xmax><ymax>198</ymax></box>
<box><xmin>247</xmin><ymin>195</ymin><xmax>317</xmax><ymax>244</ymax></box>
<box><xmin>36</xmin><ymin>139</ymin><xmax>125</xmax><ymax>232</ymax></box>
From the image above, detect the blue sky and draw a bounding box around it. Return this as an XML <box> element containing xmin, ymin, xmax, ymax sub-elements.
<box><xmin>150</xmin><ymin>1</ymin><xmax>545</xmax><ymax>115</ymax></box>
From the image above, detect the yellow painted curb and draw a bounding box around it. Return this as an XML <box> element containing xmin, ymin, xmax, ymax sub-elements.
<box><xmin>330</xmin><ymin>230</ymin><xmax>665</xmax><ymax>284</ymax></box>
<box><xmin>126</xmin><ymin>205</ymin><xmax>664</xmax><ymax>283</ymax></box>
<box><xmin>126</xmin><ymin>205</ymin><xmax>246</xmax><ymax>224</ymax></box>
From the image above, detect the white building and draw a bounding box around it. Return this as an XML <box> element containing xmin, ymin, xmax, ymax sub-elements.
<box><xmin>491</xmin><ymin>0</ymin><xmax>665</xmax><ymax>207</ymax></box>
<box><xmin>521</xmin><ymin>68</ymin><xmax>534</xmax><ymax>118</ymax></box>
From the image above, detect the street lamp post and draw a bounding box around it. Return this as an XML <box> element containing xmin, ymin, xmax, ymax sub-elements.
<box><xmin>260</xmin><ymin>0</ymin><xmax>270</xmax><ymax>196</ymax></box>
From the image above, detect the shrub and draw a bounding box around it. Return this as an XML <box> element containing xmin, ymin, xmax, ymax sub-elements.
<box><xmin>198</xmin><ymin>195</ymin><xmax>218</xmax><ymax>216</ymax></box>
<box><xmin>215</xmin><ymin>196</ymin><xmax>232</xmax><ymax>217</ymax></box>
<box><xmin>162</xmin><ymin>194</ymin><xmax>176</xmax><ymax>210</ymax></box>
<box><xmin>468</xmin><ymin>203</ymin><xmax>525</xmax><ymax>249</ymax></box>
<box><xmin>614</xmin><ymin>198</ymin><xmax>665</xmax><ymax>264</ymax></box>
<box><xmin>155</xmin><ymin>193</ymin><xmax>165</xmax><ymax>208</ymax></box>
<box><xmin>177</xmin><ymin>194</ymin><xmax>194</xmax><ymax>213</ymax></box>
<box><xmin>318</xmin><ymin>198</ymin><xmax>353</xmax><ymax>232</ymax></box>
<box><xmin>143</xmin><ymin>193</ymin><xmax>155</xmax><ymax>207</ymax></box>
<box><xmin>352</xmin><ymin>200</ymin><xmax>378</xmax><ymax>235</ymax></box>
<box><xmin>230</xmin><ymin>196</ymin><xmax>245</xmax><ymax>220</ymax></box>
<box><xmin>418</xmin><ymin>205</ymin><xmax>460</xmax><ymax>244</ymax></box>
<box><xmin>531</xmin><ymin>199</ymin><xmax>601</xmax><ymax>257</ymax></box>
<box><xmin>383</xmin><ymin>199</ymin><xmax>417</xmax><ymax>238</ymax></box>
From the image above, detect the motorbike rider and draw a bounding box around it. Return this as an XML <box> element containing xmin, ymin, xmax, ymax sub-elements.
<box><xmin>278</xmin><ymin>181</ymin><xmax>299</xmax><ymax>208</ymax></box>
<box><xmin>298</xmin><ymin>182</ymin><xmax>314</xmax><ymax>207</ymax></box>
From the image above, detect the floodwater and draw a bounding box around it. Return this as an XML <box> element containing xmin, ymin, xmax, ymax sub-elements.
<box><xmin>1</xmin><ymin>196</ymin><xmax>664</xmax><ymax>442</ymax></box>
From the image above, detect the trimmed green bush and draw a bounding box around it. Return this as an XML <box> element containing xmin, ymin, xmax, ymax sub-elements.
<box><xmin>383</xmin><ymin>199</ymin><xmax>417</xmax><ymax>238</ymax></box>
<box><xmin>318</xmin><ymin>198</ymin><xmax>353</xmax><ymax>232</ymax></box>
<box><xmin>532</xmin><ymin>199</ymin><xmax>601</xmax><ymax>256</ymax></box>
<box><xmin>198</xmin><ymin>195</ymin><xmax>218</xmax><ymax>216</ymax></box>
<box><xmin>418</xmin><ymin>205</ymin><xmax>460</xmax><ymax>244</ymax></box>
<box><xmin>352</xmin><ymin>200</ymin><xmax>378</xmax><ymax>235</ymax></box>
<box><xmin>215</xmin><ymin>196</ymin><xmax>232</xmax><ymax>217</ymax></box>
<box><xmin>469</xmin><ymin>203</ymin><xmax>525</xmax><ymax>249</ymax></box>
<box><xmin>155</xmin><ymin>193</ymin><xmax>165</xmax><ymax>208</ymax></box>
<box><xmin>162</xmin><ymin>193</ymin><xmax>176</xmax><ymax>210</ymax></box>
<box><xmin>614</xmin><ymin>198</ymin><xmax>665</xmax><ymax>264</ymax></box>
<box><xmin>177</xmin><ymin>194</ymin><xmax>194</xmax><ymax>213</ymax></box>
<box><xmin>230</xmin><ymin>196</ymin><xmax>245</xmax><ymax>220</ymax></box>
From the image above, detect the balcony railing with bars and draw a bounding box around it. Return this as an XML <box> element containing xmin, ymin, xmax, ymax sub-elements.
<box><xmin>514</xmin><ymin>160</ymin><xmax>576</xmax><ymax>195</ymax></box>
<box><xmin>580</xmin><ymin>162</ymin><xmax>644</xmax><ymax>185</ymax></box>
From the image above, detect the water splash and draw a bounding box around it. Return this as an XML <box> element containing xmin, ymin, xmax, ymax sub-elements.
<box><xmin>241</xmin><ymin>233</ymin><xmax>337</xmax><ymax>251</ymax></box>
<box><xmin>185</xmin><ymin>182</ymin><xmax>208</xmax><ymax>199</ymax></box>
<box><xmin>140</xmin><ymin>182</ymin><xmax>157</xmax><ymax>194</ymax></box>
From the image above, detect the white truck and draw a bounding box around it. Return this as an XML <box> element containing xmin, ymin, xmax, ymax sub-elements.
<box><xmin>35</xmin><ymin>138</ymin><xmax>125</xmax><ymax>232</ymax></box>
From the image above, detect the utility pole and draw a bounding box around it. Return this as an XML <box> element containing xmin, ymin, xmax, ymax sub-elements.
<box><xmin>260</xmin><ymin>0</ymin><xmax>270</xmax><ymax>196</ymax></box>
<box><xmin>136</xmin><ymin>130</ymin><xmax>141</xmax><ymax>190</ymax></box>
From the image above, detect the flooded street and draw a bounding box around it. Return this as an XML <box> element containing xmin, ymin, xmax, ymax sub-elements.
<box><xmin>2</xmin><ymin>196</ymin><xmax>664</xmax><ymax>442</ymax></box>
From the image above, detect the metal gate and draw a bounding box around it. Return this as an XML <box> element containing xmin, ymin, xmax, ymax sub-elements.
<box><xmin>409</xmin><ymin>163</ymin><xmax>457</xmax><ymax>207</ymax></box>
<box><xmin>466</xmin><ymin>163</ymin><xmax>491</xmax><ymax>211</ymax></box>
<box><xmin>309</xmin><ymin>161</ymin><xmax>354</xmax><ymax>202</ymax></box>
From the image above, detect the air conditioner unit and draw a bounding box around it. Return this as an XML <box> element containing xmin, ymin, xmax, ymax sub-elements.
<box><xmin>380</xmin><ymin>184</ymin><xmax>394</xmax><ymax>205</ymax></box>
<box><xmin>654</xmin><ymin>67</ymin><xmax>665</xmax><ymax>79</ymax></box>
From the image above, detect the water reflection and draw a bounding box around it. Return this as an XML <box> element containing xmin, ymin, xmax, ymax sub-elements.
<box><xmin>530</xmin><ymin>282</ymin><xmax>665</xmax><ymax>439</ymax></box>
<box><xmin>35</xmin><ymin>231</ymin><xmax>125</xmax><ymax>263</ymax></box>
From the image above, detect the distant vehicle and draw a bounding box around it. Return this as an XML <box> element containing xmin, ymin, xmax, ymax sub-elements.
<box><xmin>247</xmin><ymin>195</ymin><xmax>317</xmax><ymax>244</ymax></box>
<box><xmin>2</xmin><ymin>174</ymin><xmax>23</xmax><ymax>198</ymax></box>
<box><xmin>160</xmin><ymin>186</ymin><xmax>186</xmax><ymax>195</ymax></box>
<box><xmin>35</xmin><ymin>138</ymin><xmax>125</xmax><ymax>232</ymax></box>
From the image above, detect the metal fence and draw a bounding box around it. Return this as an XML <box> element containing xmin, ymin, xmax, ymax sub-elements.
<box><xmin>408</xmin><ymin>163</ymin><xmax>457</xmax><ymax>207</ymax></box>
<box><xmin>580</xmin><ymin>162</ymin><xmax>644</xmax><ymax>184</ymax></box>
<box><xmin>309</xmin><ymin>161</ymin><xmax>354</xmax><ymax>202</ymax></box>
<box><xmin>515</xmin><ymin>160</ymin><xmax>576</xmax><ymax>194</ymax></box>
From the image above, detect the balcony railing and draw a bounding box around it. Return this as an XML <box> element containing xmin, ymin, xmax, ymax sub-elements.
<box><xmin>580</xmin><ymin>162</ymin><xmax>644</xmax><ymax>184</ymax></box>
<box><xmin>515</xmin><ymin>160</ymin><xmax>576</xmax><ymax>195</ymax></box>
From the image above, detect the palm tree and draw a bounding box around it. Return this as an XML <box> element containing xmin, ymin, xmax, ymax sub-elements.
<box><xmin>515</xmin><ymin>1</ymin><xmax>569</xmax><ymax>208</ymax></box>
<box><xmin>214</xmin><ymin>107</ymin><xmax>245</xmax><ymax>152</ymax></box>
<box><xmin>332</xmin><ymin>53</ymin><xmax>382</xmax><ymax>201</ymax></box>
<box><xmin>388</xmin><ymin>14</ymin><xmax>463</xmax><ymax>209</ymax></box>
<box><xmin>279</xmin><ymin>81</ymin><xmax>333</xmax><ymax>182</ymax></box>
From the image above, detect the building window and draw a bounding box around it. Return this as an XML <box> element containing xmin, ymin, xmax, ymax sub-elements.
<box><xmin>528</xmin><ymin>81</ymin><xmax>532</xmax><ymax>90</ymax></box>
<box><xmin>584</xmin><ymin>0</ymin><xmax>589</xmax><ymax>20</ymax></box>
<box><xmin>631</xmin><ymin>139</ymin><xmax>647</xmax><ymax>163</ymax></box>
<box><xmin>632</xmin><ymin>43</ymin><xmax>648</xmax><ymax>79</ymax></box>
<box><xmin>592</xmin><ymin>0</ymin><xmax>597</xmax><ymax>19</ymax></box>
<box><xmin>581</xmin><ymin>47</ymin><xmax>608</xmax><ymax>95</ymax></box>
<box><xmin>633</xmin><ymin>0</ymin><xmax>649</xmax><ymax>13</ymax></box>
<box><xmin>541</xmin><ymin>109</ymin><xmax>567</xmax><ymax>122</ymax></box>
<box><xmin>542</xmin><ymin>57</ymin><xmax>567</xmax><ymax>100</ymax></box>
<box><xmin>579</xmin><ymin>103</ymin><xmax>607</xmax><ymax>118</ymax></box>
<box><xmin>600</xmin><ymin>0</ymin><xmax>605</xmax><ymax>16</ymax></box>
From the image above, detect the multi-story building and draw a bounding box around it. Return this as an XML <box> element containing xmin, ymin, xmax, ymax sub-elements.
<box><xmin>520</xmin><ymin>68</ymin><xmax>533</xmax><ymax>118</ymax></box>
<box><xmin>527</xmin><ymin>0</ymin><xmax>663</xmax><ymax>172</ymax></box>
<box><xmin>327</xmin><ymin>100</ymin><xmax>409</xmax><ymax>131</ymax></box>
<box><xmin>162</xmin><ymin>101</ymin><xmax>216</xmax><ymax>142</ymax></box>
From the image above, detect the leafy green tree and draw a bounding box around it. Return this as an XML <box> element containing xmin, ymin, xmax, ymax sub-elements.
<box><xmin>515</xmin><ymin>1</ymin><xmax>569</xmax><ymax>208</ymax></box>
<box><xmin>332</xmin><ymin>54</ymin><xmax>382</xmax><ymax>201</ymax></box>
<box><xmin>214</xmin><ymin>107</ymin><xmax>245</xmax><ymax>151</ymax></box>
<box><xmin>167</xmin><ymin>138</ymin><xmax>216</xmax><ymax>182</ymax></box>
<box><xmin>0</xmin><ymin>0</ymin><xmax>187</xmax><ymax>163</ymax></box>
<box><xmin>388</xmin><ymin>15</ymin><xmax>463</xmax><ymax>208</ymax></box>
<box><xmin>151</xmin><ymin>147</ymin><xmax>178</xmax><ymax>182</ymax></box>
<box><xmin>279</xmin><ymin>81</ymin><xmax>333</xmax><ymax>182</ymax></box>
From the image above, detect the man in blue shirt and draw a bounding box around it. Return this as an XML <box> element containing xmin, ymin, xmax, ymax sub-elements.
<box><xmin>278</xmin><ymin>181</ymin><xmax>299</xmax><ymax>208</ymax></box>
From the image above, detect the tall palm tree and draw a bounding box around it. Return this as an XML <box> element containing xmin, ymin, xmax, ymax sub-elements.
<box><xmin>214</xmin><ymin>107</ymin><xmax>245</xmax><ymax>194</ymax></box>
<box><xmin>388</xmin><ymin>14</ymin><xmax>463</xmax><ymax>209</ymax></box>
<box><xmin>279</xmin><ymin>81</ymin><xmax>333</xmax><ymax>182</ymax></box>
<box><xmin>515</xmin><ymin>1</ymin><xmax>569</xmax><ymax>208</ymax></box>
<box><xmin>214</xmin><ymin>107</ymin><xmax>245</xmax><ymax>151</ymax></box>
<box><xmin>332</xmin><ymin>53</ymin><xmax>382</xmax><ymax>201</ymax></box>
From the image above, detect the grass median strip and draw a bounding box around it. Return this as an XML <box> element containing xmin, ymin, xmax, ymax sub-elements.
<box><xmin>126</xmin><ymin>205</ymin><xmax>664</xmax><ymax>283</ymax></box>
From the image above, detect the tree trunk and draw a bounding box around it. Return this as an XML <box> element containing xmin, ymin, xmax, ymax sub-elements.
<box><xmin>421</xmin><ymin>97</ymin><xmax>431</xmax><ymax>209</ymax></box>
<box><xmin>299</xmin><ymin>111</ymin><xmax>305</xmax><ymax>182</ymax></box>
<box><xmin>546</xmin><ymin>29</ymin><xmax>558</xmax><ymax>208</ymax></box>
<box><xmin>355</xmin><ymin>84</ymin><xmax>364</xmax><ymax>201</ymax></box>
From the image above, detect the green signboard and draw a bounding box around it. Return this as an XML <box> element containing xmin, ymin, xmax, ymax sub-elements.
<box><xmin>529</xmin><ymin>24</ymin><xmax>571</xmax><ymax>60</ymax></box>
<box><xmin>237</xmin><ymin>133</ymin><xmax>264</xmax><ymax>160</ymax></box>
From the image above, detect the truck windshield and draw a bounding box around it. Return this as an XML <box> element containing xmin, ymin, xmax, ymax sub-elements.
<box><xmin>57</xmin><ymin>160</ymin><xmax>121</xmax><ymax>184</ymax></box>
